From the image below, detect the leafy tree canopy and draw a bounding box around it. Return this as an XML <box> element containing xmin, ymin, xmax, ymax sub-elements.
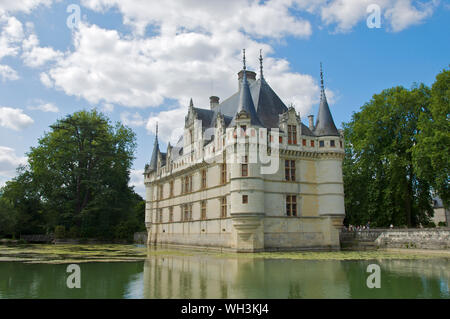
<box><xmin>0</xmin><ymin>110</ymin><xmax>145</xmax><ymax>239</ymax></box>
<box><xmin>343</xmin><ymin>68</ymin><xmax>449</xmax><ymax>227</ymax></box>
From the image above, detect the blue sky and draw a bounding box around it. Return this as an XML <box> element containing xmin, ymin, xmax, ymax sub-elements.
<box><xmin>0</xmin><ymin>0</ymin><xmax>449</xmax><ymax>196</ymax></box>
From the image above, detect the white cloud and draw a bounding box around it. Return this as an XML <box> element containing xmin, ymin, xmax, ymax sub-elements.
<box><xmin>318</xmin><ymin>0</ymin><xmax>438</xmax><ymax>33</ymax></box>
<box><xmin>101</xmin><ymin>103</ymin><xmax>114</xmax><ymax>113</ymax></box>
<box><xmin>21</xmin><ymin>33</ymin><xmax>63</xmax><ymax>67</ymax></box>
<box><xmin>384</xmin><ymin>0</ymin><xmax>437</xmax><ymax>32</ymax></box>
<box><xmin>28</xmin><ymin>101</ymin><xmax>59</xmax><ymax>112</ymax></box>
<box><xmin>42</xmin><ymin>22</ymin><xmax>322</xmax><ymax>118</ymax></box>
<box><xmin>80</xmin><ymin>0</ymin><xmax>312</xmax><ymax>38</ymax></box>
<box><xmin>120</xmin><ymin>111</ymin><xmax>146</xmax><ymax>127</ymax></box>
<box><xmin>0</xmin><ymin>14</ymin><xmax>24</xmax><ymax>60</ymax></box>
<box><xmin>39</xmin><ymin>71</ymin><xmax>53</xmax><ymax>87</ymax></box>
<box><xmin>0</xmin><ymin>146</ymin><xmax>27</xmax><ymax>186</ymax></box>
<box><xmin>129</xmin><ymin>169</ymin><xmax>145</xmax><ymax>197</ymax></box>
<box><xmin>0</xmin><ymin>106</ymin><xmax>34</xmax><ymax>130</ymax></box>
<box><xmin>0</xmin><ymin>64</ymin><xmax>18</xmax><ymax>80</ymax></box>
<box><xmin>0</xmin><ymin>0</ymin><xmax>53</xmax><ymax>14</ymax></box>
<box><xmin>146</xmin><ymin>107</ymin><xmax>186</xmax><ymax>144</ymax></box>
<box><xmin>0</xmin><ymin>13</ymin><xmax>23</xmax><ymax>81</ymax></box>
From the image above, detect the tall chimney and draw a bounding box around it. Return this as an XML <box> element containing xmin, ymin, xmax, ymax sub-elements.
<box><xmin>308</xmin><ymin>115</ymin><xmax>314</xmax><ymax>130</ymax></box>
<box><xmin>238</xmin><ymin>70</ymin><xmax>256</xmax><ymax>90</ymax></box>
<box><xmin>209</xmin><ymin>96</ymin><xmax>219</xmax><ymax>109</ymax></box>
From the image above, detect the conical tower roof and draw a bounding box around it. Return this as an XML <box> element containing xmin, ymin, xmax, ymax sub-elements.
<box><xmin>148</xmin><ymin>123</ymin><xmax>160</xmax><ymax>172</ymax></box>
<box><xmin>231</xmin><ymin>49</ymin><xmax>263</xmax><ymax>127</ymax></box>
<box><xmin>314</xmin><ymin>63</ymin><xmax>339</xmax><ymax>137</ymax></box>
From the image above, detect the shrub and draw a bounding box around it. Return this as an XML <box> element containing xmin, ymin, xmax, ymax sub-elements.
<box><xmin>438</xmin><ymin>221</ymin><xmax>447</xmax><ymax>227</ymax></box>
<box><xmin>425</xmin><ymin>222</ymin><xmax>436</xmax><ymax>228</ymax></box>
<box><xmin>114</xmin><ymin>220</ymin><xmax>138</xmax><ymax>241</ymax></box>
<box><xmin>54</xmin><ymin>225</ymin><xmax>66</xmax><ymax>239</ymax></box>
<box><xmin>67</xmin><ymin>226</ymin><xmax>80</xmax><ymax>238</ymax></box>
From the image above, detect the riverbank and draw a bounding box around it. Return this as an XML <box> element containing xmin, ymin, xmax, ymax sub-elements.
<box><xmin>340</xmin><ymin>227</ymin><xmax>450</xmax><ymax>251</ymax></box>
<box><xmin>1</xmin><ymin>244</ymin><xmax>449</xmax><ymax>264</ymax></box>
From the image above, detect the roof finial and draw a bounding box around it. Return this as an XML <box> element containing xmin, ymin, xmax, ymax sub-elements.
<box><xmin>320</xmin><ymin>62</ymin><xmax>324</xmax><ymax>92</ymax></box>
<box><xmin>189</xmin><ymin>98</ymin><xmax>194</xmax><ymax>107</ymax></box>
<box><xmin>156</xmin><ymin>121</ymin><xmax>158</xmax><ymax>138</ymax></box>
<box><xmin>243</xmin><ymin>49</ymin><xmax>246</xmax><ymax>70</ymax></box>
<box><xmin>259</xmin><ymin>49</ymin><xmax>264</xmax><ymax>79</ymax></box>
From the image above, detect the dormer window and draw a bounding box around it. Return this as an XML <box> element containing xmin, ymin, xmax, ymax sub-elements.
<box><xmin>288</xmin><ymin>125</ymin><xmax>297</xmax><ymax>145</ymax></box>
<box><xmin>241</xmin><ymin>125</ymin><xmax>247</xmax><ymax>136</ymax></box>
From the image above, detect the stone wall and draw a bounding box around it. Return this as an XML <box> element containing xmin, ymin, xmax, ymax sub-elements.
<box><xmin>340</xmin><ymin>228</ymin><xmax>450</xmax><ymax>250</ymax></box>
<box><xmin>134</xmin><ymin>232</ymin><xmax>148</xmax><ymax>244</ymax></box>
<box><xmin>20</xmin><ymin>234</ymin><xmax>53</xmax><ymax>243</ymax></box>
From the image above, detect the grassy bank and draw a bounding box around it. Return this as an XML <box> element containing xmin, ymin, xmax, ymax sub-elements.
<box><xmin>1</xmin><ymin>244</ymin><xmax>449</xmax><ymax>264</ymax></box>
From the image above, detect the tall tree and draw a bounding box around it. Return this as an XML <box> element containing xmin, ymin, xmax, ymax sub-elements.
<box><xmin>1</xmin><ymin>110</ymin><xmax>142</xmax><ymax>239</ymax></box>
<box><xmin>413</xmin><ymin>68</ymin><xmax>450</xmax><ymax>208</ymax></box>
<box><xmin>343</xmin><ymin>85</ymin><xmax>433</xmax><ymax>227</ymax></box>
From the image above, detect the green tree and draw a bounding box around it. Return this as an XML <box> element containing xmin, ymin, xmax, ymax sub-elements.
<box><xmin>1</xmin><ymin>109</ymin><xmax>143</xmax><ymax>239</ymax></box>
<box><xmin>1</xmin><ymin>168</ymin><xmax>44</xmax><ymax>236</ymax></box>
<box><xmin>343</xmin><ymin>85</ymin><xmax>434</xmax><ymax>227</ymax></box>
<box><xmin>413</xmin><ymin>68</ymin><xmax>450</xmax><ymax>208</ymax></box>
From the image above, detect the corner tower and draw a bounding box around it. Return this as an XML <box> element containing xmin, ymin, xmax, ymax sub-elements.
<box><xmin>314</xmin><ymin>64</ymin><xmax>345</xmax><ymax>248</ymax></box>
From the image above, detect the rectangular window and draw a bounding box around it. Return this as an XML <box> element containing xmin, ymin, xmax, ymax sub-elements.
<box><xmin>319</xmin><ymin>140</ymin><xmax>325</xmax><ymax>148</ymax></box>
<box><xmin>279</xmin><ymin>136</ymin><xmax>283</xmax><ymax>144</ymax></box>
<box><xmin>242</xmin><ymin>195</ymin><xmax>248</xmax><ymax>204</ymax></box>
<box><xmin>201</xmin><ymin>201</ymin><xmax>206</xmax><ymax>220</ymax></box>
<box><xmin>311</xmin><ymin>140</ymin><xmax>315</xmax><ymax>147</ymax></box>
<box><xmin>288</xmin><ymin>125</ymin><xmax>297</xmax><ymax>145</ymax></box>
<box><xmin>183</xmin><ymin>175</ymin><xmax>192</xmax><ymax>193</ymax></box>
<box><xmin>285</xmin><ymin>160</ymin><xmax>296</xmax><ymax>181</ymax></box>
<box><xmin>340</xmin><ymin>141</ymin><xmax>343</xmax><ymax>148</ymax></box>
<box><xmin>221</xmin><ymin>163</ymin><xmax>227</xmax><ymax>184</ymax></box>
<box><xmin>302</xmin><ymin>139</ymin><xmax>306</xmax><ymax>146</ymax></box>
<box><xmin>241</xmin><ymin>156</ymin><xmax>248</xmax><ymax>177</ymax></box>
<box><xmin>159</xmin><ymin>185</ymin><xmax>163</xmax><ymax>200</ymax></box>
<box><xmin>169</xmin><ymin>207</ymin><xmax>173</xmax><ymax>222</ymax></box>
<box><xmin>183</xmin><ymin>205</ymin><xmax>189</xmax><ymax>221</ymax></box>
<box><xmin>201</xmin><ymin>169</ymin><xmax>207</xmax><ymax>189</ymax></box>
<box><xmin>286</xmin><ymin>195</ymin><xmax>297</xmax><ymax>217</ymax></box>
<box><xmin>184</xmin><ymin>176</ymin><xmax>189</xmax><ymax>193</ymax></box>
<box><xmin>221</xmin><ymin>197</ymin><xmax>227</xmax><ymax>218</ymax></box>
<box><xmin>169</xmin><ymin>180</ymin><xmax>174</xmax><ymax>197</ymax></box>
<box><xmin>330</xmin><ymin>140</ymin><xmax>335</xmax><ymax>147</ymax></box>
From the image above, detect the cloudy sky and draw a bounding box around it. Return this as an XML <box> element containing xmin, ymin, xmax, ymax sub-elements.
<box><xmin>0</xmin><ymin>0</ymin><xmax>448</xmax><ymax>196</ymax></box>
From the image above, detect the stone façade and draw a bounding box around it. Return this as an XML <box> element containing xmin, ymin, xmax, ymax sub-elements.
<box><xmin>144</xmin><ymin>54</ymin><xmax>345</xmax><ymax>252</ymax></box>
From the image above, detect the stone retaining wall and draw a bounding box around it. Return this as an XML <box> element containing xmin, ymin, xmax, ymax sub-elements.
<box><xmin>134</xmin><ymin>232</ymin><xmax>148</xmax><ymax>244</ymax></box>
<box><xmin>340</xmin><ymin>228</ymin><xmax>450</xmax><ymax>250</ymax></box>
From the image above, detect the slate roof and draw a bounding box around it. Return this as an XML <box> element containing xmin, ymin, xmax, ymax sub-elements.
<box><xmin>147</xmin><ymin>135</ymin><xmax>159</xmax><ymax>172</ymax></box>
<box><xmin>313</xmin><ymin>65</ymin><xmax>340</xmax><ymax>137</ymax></box>
<box><xmin>147</xmin><ymin>64</ymin><xmax>340</xmax><ymax>170</ymax></box>
<box><xmin>230</xmin><ymin>69</ymin><xmax>263</xmax><ymax>127</ymax></box>
<box><xmin>313</xmin><ymin>90</ymin><xmax>339</xmax><ymax>136</ymax></box>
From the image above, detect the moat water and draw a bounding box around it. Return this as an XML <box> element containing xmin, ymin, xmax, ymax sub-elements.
<box><xmin>0</xmin><ymin>247</ymin><xmax>449</xmax><ymax>299</ymax></box>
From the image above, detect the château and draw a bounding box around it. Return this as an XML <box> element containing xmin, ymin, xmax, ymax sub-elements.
<box><xmin>144</xmin><ymin>51</ymin><xmax>345</xmax><ymax>252</ymax></box>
